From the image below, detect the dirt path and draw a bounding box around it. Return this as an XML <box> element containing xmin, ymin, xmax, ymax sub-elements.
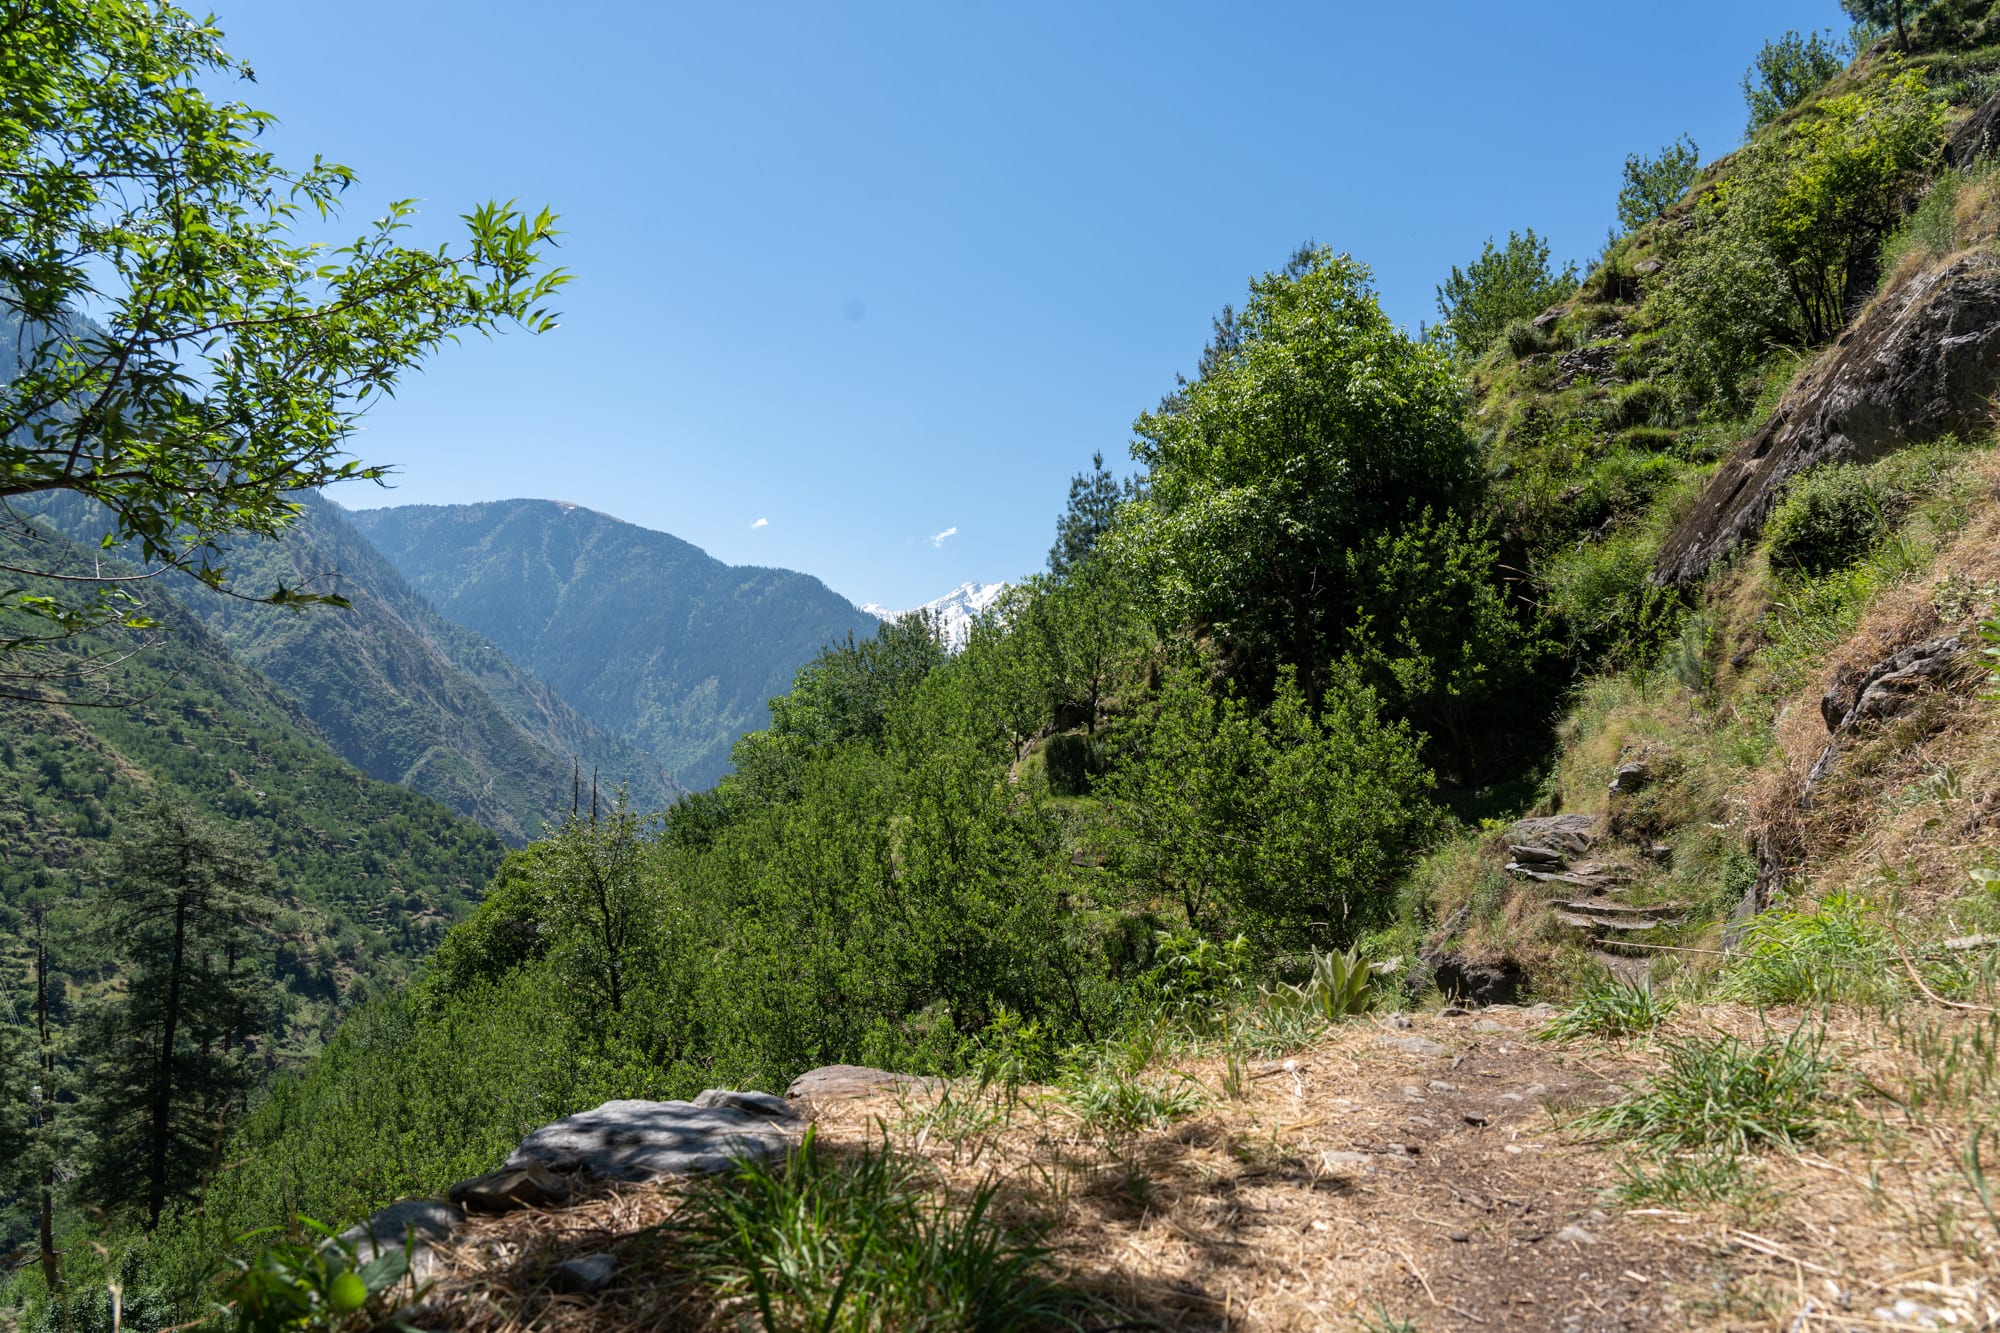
<box><xmin>416</xmin><ymin>1005</ymin><xmax>1996</xmax><ymax>1331</ymax></box>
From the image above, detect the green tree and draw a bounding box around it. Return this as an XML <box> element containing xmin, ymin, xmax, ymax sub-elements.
<box><xmin>1343</xmin><ymin>510</ymin><xmax>1539</xmax><ymax>771</ymax></box>
<box><xmin>0</xmin><ymin>1</ymin><xmax>567</xmax><ymax>674</ymax></box>
<box><xmin>78</xmin><ymin>799</ymin><xmax>273</xmax><ymax>1229</ymax></box>
<box><xmin>1433</xmin><ymin>229</ymin><xmax>1578</xmax><ymax>358</ymax></box>
<box><xmin>1117</xmin><ymin>247</ymin><xmax>1476</xmax><ymax>711</ymax></box>
<box><xmin>1842</xmin><ymin>0</ymin><xmax>1924</xmax><ymax>51</ymax></box>
<box><xmin>1655</xmin><ymin>70</ymin><xmax>1943</xmax><ymax>405</ymax></box>
<box><xmin>1048</xmin><ymin>452</ymin><xmax>1136</xmax><ymax>579</ymax></box>
<box><xmin>1742</xmin><ymin>30</ymin><xmax>1849</xmax><ymax>132</ymax></box>
<box><xmin>535</xmin><ymin>796</ymin><xmax>656</xmax><ymax>1017</ymax></box>
<box><xmin>1617</xmin><ymin>136</ymin><xmax>1701</xmax><ymax>232</ymax></box>
<box><xmin>1115</xmin><ymin>661</ymin><xmax>1434</xmax><ymax>948</ymax></box>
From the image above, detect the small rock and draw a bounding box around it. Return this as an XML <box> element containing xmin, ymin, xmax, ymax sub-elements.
<box><xmin>1321</xmin><ymin>1150</ymin><xmax>1374</xmax><ymax>1170</ymax></box>
<box><xmin>1426</xmin><ymin>1080</ymin><xmax>1458</xmax><ymax>1093</ymax></box>
<box><xmin>692</xmin><ymin>1089</ymin><xmax>799</xmax><ymax>1120</ymax></box>
<box><xmin>1473</xmin><ymin>1019</ymin><xmax>1507</xmax><ymax>1032</ymax></box>
<box><xmin>1387</xmin><ymin>1036</ymin><xmax>1449</xmax><ymax>1057</ymax></box>
<box><xmin>1523</xmin><ymin>1083</ymin><xmax>1548</xmax><ymax>1098</ymax></box>
<box><xmin>1556</xmin><ymin>1225</ymin><xmax>1602</xmax><ymax>1246</ymax></box>
<box><xmin>1448</xmin><ymin>1229</ymin><xmax>1472</xmax><ymax>1243</ymax></box>
<box><xmin>449</xmin><ymin>1161</ymin><xmax>570</xmax><ymax>1212</ymax></box>
<box><xmin>1463</xmin><ymin>1112</ymin><xmax>1489</xmax><ymax>1127</ymax></box>
<box><xmin>1402</xmin><ymin>1085</ymin><xmax>1428</xmax><ymax>1100</ymax></box>
<box><xmin>1381</xmin><ymin>1013</ymin><xmax>1414</xmax><ymax>1030</ymax></box>
<box><xmin>1438</xmin><ymin>1005</ymin><xmax>1470</xmax><ymax>1018</ymax></box>
<box><xmin>1499</xmin><ymin>1092</ymin><xmax>1524</xmax><ymax>1103</ymax></box>
<box><xmin>551</xmin><ymin>1252</ymin><xmax>616</xmax><ymax>1295</ymax></box>
<box><xmin>1608</xmin><ymin>761</ymin><xmax>1653</xmax><ymax>795</ymax></box>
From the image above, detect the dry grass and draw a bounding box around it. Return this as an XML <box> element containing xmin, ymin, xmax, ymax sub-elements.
<box><xmin>400</xmin><ymin>993</ymin><xmax>2000</xmax><ymax>1332</ymax></box>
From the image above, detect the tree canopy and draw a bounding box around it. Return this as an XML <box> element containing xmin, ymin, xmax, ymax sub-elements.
<box><xmin>1116</xmin><ymin>247</ymin><xmax>1477</xmax><ymax>709</ymax></box>
<box><xmin>0</xmin><ymin>0</ymin><xmax>568</xmax><ymax>678</ymax></box>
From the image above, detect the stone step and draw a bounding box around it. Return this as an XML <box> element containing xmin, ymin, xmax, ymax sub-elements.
<box><xmin>1555</xmin><ymin>898</ymin><xmax>1691</xmax><ymax>919</ymax></box>
<box><xmin>1552</xmin><ymin>910</ymin><xmax>1680</xmax><ymax>934</ymax></box>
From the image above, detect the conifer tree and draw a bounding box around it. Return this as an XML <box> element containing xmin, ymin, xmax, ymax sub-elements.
<box><xmin>1048</xmin><ymin>452</ymin><xmax>1135</xmax><ymax>579</ymax></box>
<box><xmin>79</xmin><ymin>800</ymin><xmax>273</xmax><ymax>1229</ymax></box>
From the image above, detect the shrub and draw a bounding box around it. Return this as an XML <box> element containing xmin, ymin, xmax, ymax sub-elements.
<box><xmin>1060</xmin><ymin>1065</ymin><xmax>1206</xmax><ymax>1139</ymax></box>
<box><xmin>1503</xmin><ymin>317</ymin><xmax>1549</xmax><ymax>359</ymax></box>
<box><xmin>1767</xmin><ymin>465</ymin><xmax>1889</xmax><ymax>574</ymax></box>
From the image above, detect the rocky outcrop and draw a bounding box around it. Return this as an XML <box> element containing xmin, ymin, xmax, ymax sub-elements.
<box><xmin>1805</xmin><ymin>635</ymin><xmax>1965</xmax><ymax>794</ymax></box>
<box><xmin>505</xmin><ymin>1093</ymin><xmax>803</xmax><ymax>1182</ymax></box>
<box><xmin>1655</xmin><ymin>256</ymin><xmax>2000</xmax><ymax>586</ymax></box>
<box><xmin>1946</xmin><ymin>88</ymin><xmax>2000</xmax><ymax>167</ymax></box>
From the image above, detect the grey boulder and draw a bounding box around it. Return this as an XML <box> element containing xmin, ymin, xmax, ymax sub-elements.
<box><xmin>785</xmin><ymin>1064</ymin><xmax>932</xmax><ymax>1104</ymax></box>
<box><xmin>335</xmin><ymin>1198</ymin><xmax>463</xmax><ymax>1280</ymax></box>
<box><xmin>506</xmin><ymin>1097</ymin><xmax>802</xmax><ymax>1182</ymax></box>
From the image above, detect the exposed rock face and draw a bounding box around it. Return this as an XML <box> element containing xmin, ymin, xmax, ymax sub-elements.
<box><xmin>1946</xmin><ymin>89</ymin><xmax>2000</xmax><ymax>167</ymax></box>
<box><xmin>1428</xmin><ymin>954</ymin><xmax>1525</xmax><ymax>1006</ymax></box>
<box><xmin>1656</xmin><ymin>256</ymin><xmax>2000</xmax><ymax>587</ymax></box>
<box><xmin>505</xmin><ymin>1095</ymin><xmax>802</xmax><ymax>1182</ymax></box>
<box><xmin>1805</xmin><ymin>634</ymin><xmax>1964</xmax><ymax>793</ymax></box>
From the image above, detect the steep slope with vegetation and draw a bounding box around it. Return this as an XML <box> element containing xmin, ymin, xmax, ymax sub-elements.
<box><xmin>31</xmin><ymin>3</ymin><xmax>2000</xmax><ymax>1329</ymax></box>
<box><xmin>25</xmin><ymin>493</ymin><xmax>679</xmax><ymax>844</ymax></box>
<box><xmin>347</xmin><ymin>500</ymin><xmax>881</xmax><ymax>789</ymax></box>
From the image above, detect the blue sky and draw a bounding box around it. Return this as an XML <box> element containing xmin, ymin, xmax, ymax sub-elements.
<box><xmin>222</xmin><ymin>0</ymin><xmax>1838</xmax><ymax>610</ymax></box>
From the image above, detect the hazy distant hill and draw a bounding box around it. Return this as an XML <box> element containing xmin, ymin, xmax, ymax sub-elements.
<box><xmin>27</xmin><ymin>493</ymin><xmax>680</xmax><ymax>841</ymax></box>
<box><xmin>346</xmin><ymin>500</ymin><xmax>879</xmax><ymax>787</ymax></box>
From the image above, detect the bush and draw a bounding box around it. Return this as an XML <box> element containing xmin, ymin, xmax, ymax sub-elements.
<box><xmin>1767</xmin><ymin>465</ymin><xmax>1889</xmax><ymax>574</ymax></box>
<box><xmin>1503</xmin><ymin>317</ymin><xmax>1549</xmax><ymax>359</ymax></box>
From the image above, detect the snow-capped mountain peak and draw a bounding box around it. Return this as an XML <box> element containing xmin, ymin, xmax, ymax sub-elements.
<box><xmin>862</xmin><ymin>580</ymin><xmax>1008</xmax><ymax>647</ymax></box>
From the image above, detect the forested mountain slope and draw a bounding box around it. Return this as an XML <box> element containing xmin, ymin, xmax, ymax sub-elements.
<box><xmin>0</xmin><ymin>521</ymin><xmax>507</xmax><ymax>1060</ymax></box>
<box><xmin>152</xmin><ymin>494</ymin><xmax>676</xmax><ymax>841</ymax></box>
<box><xmin>346</xmin><ymin>500</ymin><xmax>879</xmax><ymax>788</ymax></box>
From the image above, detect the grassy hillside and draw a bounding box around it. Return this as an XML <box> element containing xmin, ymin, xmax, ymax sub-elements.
<box><xmin>346</xmin><ymin>499</ymin><xmax>881</xmax><ymax>789</ymax></box>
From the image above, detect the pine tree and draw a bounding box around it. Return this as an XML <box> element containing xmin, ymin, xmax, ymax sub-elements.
<box><xmin>79</xmin><ymin>800</ymin><xmax>273</xmax><ymax>1229</ymax></box>
<box><xmin>1048</xmin><ymin>452</ymin><xmax>1135</xmax><ymax>579</ymax></box>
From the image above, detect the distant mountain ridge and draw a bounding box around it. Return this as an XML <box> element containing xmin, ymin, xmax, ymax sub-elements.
<box><xmin>345</xmin><ymin>500</ymin><xmax>880</xmax><ymax>788</ymax></box>
<box><xmin>863</xmin><ymin>580</ymin><xmax>1009</xmax><ymax>647</ymax></box>
<box><xmin>24</xmin><ymin>493</ymin><xmax>679</xmax><ymax>842</ymax></box>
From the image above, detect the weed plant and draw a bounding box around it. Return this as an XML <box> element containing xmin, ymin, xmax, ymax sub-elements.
<box><xmin>662</xmin><ymin>1130</ymin><xmax>1074</xmax><ymax>1333</ymax></box>
<box><xmin>1058</xmin><ymin>1065</ymin><xmax>1205</xmax><ymax>1140</ymax></box>
<box><xmin>1579</xmin><ymin>1024</ymin><xmax>1833</xmax><ymax>1158</ymax></box>
<box><xmin>1722</xmin><ymin>894</ymin><xmax>1895</xmax><ymax>1007</ymax></box>
<box><xmin>1538</xmin><ymin>978</ymin><xmax>1676</xmax><ymax>1042</ymax></box>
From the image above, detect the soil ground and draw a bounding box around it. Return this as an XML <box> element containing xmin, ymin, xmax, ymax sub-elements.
<box><xmin>417</xmin><ymin>1004</ymin><xmax>1998</xmax><ymax>1332</ymax></box>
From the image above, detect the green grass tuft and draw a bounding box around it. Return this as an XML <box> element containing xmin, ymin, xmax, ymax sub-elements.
<box><xmin>1538</xmin><ymin>978</ymin><xmax>1676</xmax><ymax>1043</ymax></box>
<box><xmin>661</xmin><ymin>1129</ymin><xmax>1075</xmax><ymax>1333</ymax></box>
